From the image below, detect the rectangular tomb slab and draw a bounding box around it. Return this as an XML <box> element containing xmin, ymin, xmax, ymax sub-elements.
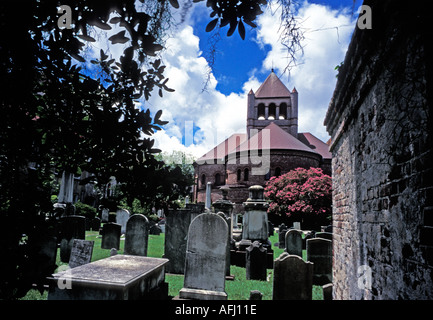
<box><xmin>47</xmin><ymin>255</ymin><xmax>169</xmax><ymax>300</ymax></box>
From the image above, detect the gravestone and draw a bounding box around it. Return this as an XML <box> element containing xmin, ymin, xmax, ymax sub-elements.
<box><xmin>90</xmin><ymin>217</ymin><xmax>101</xmax><ymax>231</ymax></box>
<box><xmin>322</xmin><ymin>283</ymin><xmax>333</xmax><ymax>300</ymax></box>
<box><xmin>69</xmin><ymin>239</ymin><xmax>94</xmax><ymax>269</ymax></box>
<box><xmin>246</xmin><ymin>241</ymin><xmax>267</xmax><ymax>281</ymax></box>
<box><xmin>306</xmin><ymin>238</ymin><xmax>333</xmax><ymax>285</ymax></box>
<box><xmin>278</xmin><ymin>223</ymin><xmax>288</xmax><ymax>249</ymax></box>
<box><xmin>101</xmin><ymin>223</ymin><xmax>121</xmax><ymax>250</ymax></box>
<box><xmin>48</xmin><ymin>255</ymin><xmax>169</xmax><ymax>300</ymax></box>
<box><xmin>124</xmin><ymin>214</ymin><xmax>149</xmax><ymax>256</ymax></box>
<box><xmin>101</xmin><ymin>208</ymin><xmax>109</xmax><ymax>222</ymax></box>
<box><xmin>285</xmin><ymin>229</ymin><xmax>303</xmax><ymax>257</ymax></box>
<box><xmin>205</xmin><ymin>182</ymin><xmax>212</xmax><ymax>209</ymax></box>
<box><xmin>59</xmin><ymin>215</ymin><xmax>86</xmax><ymax>263</ymax></box>
<box><xmin>116</xmin><ymin>209</ymin><xmax>130</xmax><ymax>234</ymax></box>
<box><xmin>293</xmin><ymin>222</ymin><xmax>301</xmax><ymax>230</ymax></box>
<box><xmin>273</xmin><ymin>252</ymin><xmax>314</xmax><ymax>300</ymax></box>
<box><xmin>242</xmin><ymin>186</ymin><xmax>269</xmax><ymax>241</ymax></box>
<box><xmin>164</xmin><ymin>207</ymin><xmax>201</xmax><ymax>274</ymax></box>
<box><xmin>249</xmin><ymin>290</ymin><xmax>263</xmax><ymax>300</ymax></box>
<box><xmin>179</xmin><ymin>213</ymin><xmax>228</xmax><ymax>300</ymax></box>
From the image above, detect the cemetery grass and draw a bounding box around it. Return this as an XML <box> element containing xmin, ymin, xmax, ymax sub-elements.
<box><xmin>21</xmin><ymin>231</ymin><xmax>323</xmax><ymax>300</ymax></box>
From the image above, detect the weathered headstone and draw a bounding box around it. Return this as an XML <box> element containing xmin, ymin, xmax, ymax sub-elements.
<box><xmin>69</xmin><ymin>239</ymin><xmax>94</xmax><ymax>269</ymax></box>
<box><xmin>249</xmin><ymin>290</ymin><xmax>263</xmax><ymax>300</ymax></box>
<box><xmin>101</xmin><ymin>223</ymin><xmax>121</xmax><ymax>250</ymax></box>
<box><xmin>246</xmin><ymin>241</ymin><xmax>267</xmax><ymax>281</ymax></box>
<box><xmin>59</xmin><ymin>215</ymin><xmax>86</xmax><ymax>262</ymax></box>
<box><xmin>285</xmin><ymin>229</ymin><xmax>303</xmax><ymax>257</ymax></box>
<box><xmin>242</xmin><ymin>186</ymin><xmax>269</xmax><ymax>241</ymax></box>
<box><xmin>322</xmin><ymin>283</ymin><xmax>333</xmax><ymax>300</ymax></box>
<box><xmin>273</xmin><ymin>252</ymin><xmax>314</xmax><ymax>300</ymax></box>
<box><xmin>278</xmin><ymin>223</ymin><xmax>288</xmax><ymax>249</ymax></box>
<box><xmin>306</xmin><ymin>238</ymin><xmax>332</xmax><ymax>285</ymax></box>
<box><xmin>116</xmin><ymin>209</ymin><xmax>130</xmax><ymax>234</ymax></box>
<box><xmin>293</xmin><ymin>222</ymin><xmax>301</xmax><ymax>230</ymax></box>
<box><xmin>90</xmin><ymin>217</ymin><xmax>101</xmax><ymax>231</ymax></box>
<box><xmin>124</xmin><ymin>214</ymin><xmax>149</xmax><ymax>256</ymax></box>
<box><xmin>101</xmin><ymin>208</ymin><xmax>109</xmax><ymax>222</ymax></box>
<box><xmin>164</xmin><ymin>207</ymin><xmax>201</xmax><ymax>274</ymax></box>
<box><xmin>179</xmin><ymin>213</ymin><xmax>228</xmax><ymax>300</ymax></box>
<box><xmin>205</xmin><ymin>181</ymin><xmax>212</xmax><ymax>209</ymax></box>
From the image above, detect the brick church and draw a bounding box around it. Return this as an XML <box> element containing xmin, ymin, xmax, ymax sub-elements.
<box><xmin>192</xmin><ymin>71</ymin><xmax>331</xmax><ymax>214</ymax></box>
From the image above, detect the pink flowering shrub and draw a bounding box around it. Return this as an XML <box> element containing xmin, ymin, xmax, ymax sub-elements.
<box><xmin>265</xmin><ymin>167</ymin><xmax>332</xmax><ymax>228</ymax></box>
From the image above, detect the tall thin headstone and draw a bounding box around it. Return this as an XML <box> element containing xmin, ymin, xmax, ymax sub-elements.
<box><xmin>101</xmin><ymin>222</ymin><xmax>121</xmax><ymax>250</ymax></box>
<box><xmin>124</xmin><ymin>214</ymin><xmax>149</xmax><ymax>256</ymax></box>
<box><xmin>306</xmin><ymin>238</ymin><xmax>333</xmax><ymax>285</ymax></box>
<box><xmin>59</xmin><ymin>215</ymin><xmax>86</xmax><ymax>263</ymax></box>
<box><xmin>116</xmin><ymin>209</ymin><xmax>130</xmax><ymax>234</ymax></box>
<box><xmin>179</xmin><ymin>213</ymin><xmax>229</xmax><ymax>300</ymax></box>
<box><xmin>246</xmin><ymin>241</ymin><xmax>267</xmax><ymax>281</ymax></box>
<box><xmin>273</xmin><ymin>252</ymin><xmax>314</xmax><ymax>300</ymax></box>
<box><xmin>205</xmin><ymin>182</ymin><xmax>212</xmax><ymax>209</ymax></box>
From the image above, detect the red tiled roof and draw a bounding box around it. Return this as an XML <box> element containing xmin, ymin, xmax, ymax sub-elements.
<box><xmin>233</xmin><ymin>123</ymin><xmax>319</xmax><ymax>154</ymax></box>
<box><xmin>254</xmin><ymin>71</ymin><xmax>291</xmax><ymax>98</ymax></box>
<box><xmin>297</xmin><ymin>132</ymin><xmax>332</xmax><ymax>160</ymax></box>
<box><xmin>197</xmin><ymin>133</ymin><xmax>247</xmax><ymax>162</ymax></box>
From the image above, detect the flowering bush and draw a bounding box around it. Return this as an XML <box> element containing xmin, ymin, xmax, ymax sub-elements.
<box><xmin>264</xmin><ymin>167</ymin><xmax>332</xmax><ymax>229</ymax></box>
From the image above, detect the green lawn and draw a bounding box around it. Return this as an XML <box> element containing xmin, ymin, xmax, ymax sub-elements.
<box><xmin>21</xmin><ymin>230</ymin><xmax>323</xmax><ymax>300</ymax></box>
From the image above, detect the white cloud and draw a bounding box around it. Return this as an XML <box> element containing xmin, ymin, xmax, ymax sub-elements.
<box><xmin>139</xmin><ymin>1</ymin><xmax>356</xmax><ymax>160</ymax></box>
<box><xmin>256</xmin><ymin>1</ymin><xmax>356</xmax><ymax>141</ymax></box>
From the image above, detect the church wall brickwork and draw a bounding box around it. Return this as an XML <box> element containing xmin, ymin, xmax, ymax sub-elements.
<box><xmin>325</xmin><ymin>0</ymin><xmax>433</xmax><ymax>299</ymax></box>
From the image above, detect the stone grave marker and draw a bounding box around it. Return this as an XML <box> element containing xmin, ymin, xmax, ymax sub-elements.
<box><xmin>293</xmin><ymin>222</ymin><xmax>301</xmax><ymax>230</ymax></box>
<box><xmin>69</xmin><ymin>239</ymin><xmax>94</xmax><ymax>269</ymax></box>
<box><xmin>164</xmin><ymin>207</ymin><xmax>201</xmax><ymax>274</ymax></box>
<box><xmin>285</xmin><ymin>229</ymin><xmax>303</xmax><ymax>257</ymax></box>
<box><xmin>246</xmin><ymin>241</ymin><xmax>267</xmax><ymax>281</ymax></box>
<box><xmin>116</xmin><ymin>209</ymin><xmax>130</xmax><ymax>234</ymax></box>
<box><xmin>101</xmin><ymin>208</ymin><xmax>109</xmax><ymax>222</ymax></box>
<box><xmin>306</xmin><ymin>238</ymin><xmax>332</xmax><ymax>285</ymax></box>
<box><xmin>59</xmin><ymin>215</ymin><xmax>86</xmax><ymax>263</ymax></box>
<box><xmin>179</xmin><ymin>213</ymin><xmax>228</xmax><ymax>300</ymax></box>
<box><xmin>124</xmin><ymin>214</ymin><xmax>149</xmax><ymax>256</ymax></box>
<box><xmin>101</xmin><ymin>222</ymin><xmax>121</xmax><ymax>250</ymax></box>
<box><xmin>272</xmin><ymin>252</ymin><xmax>314</xmax><ymax>300</ymax></box>
<box><xmin>278</xmin><ymin>223</ymin><xmax>288</xmax><ymax>248</ymax></box>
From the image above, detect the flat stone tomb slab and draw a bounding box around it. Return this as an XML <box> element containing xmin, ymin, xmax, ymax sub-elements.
<box><xmin>47</xmin><ymin>255</ymin><xmax>169</xmax><ymax>300</ymax></box>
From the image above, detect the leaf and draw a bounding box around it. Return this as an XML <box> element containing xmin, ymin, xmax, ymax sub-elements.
<box><xmin>100</xmin><ymin>49</ymin><xmax>108</xmax><ymax>61</ymax></box>
<box><xmin>243</xmin><ymin>19</ymin><xmax>257</xmax><ymax>28</ymax></box>
<box><xmin>168</xmin><ymin>0</ymin><xmax>180</xmax><ymax>8</ymax></box>
<box><xmin>238</xmin><ymin>20</ymin><xmax>245</xmax><ymax>40</ymax></box>
<box><xmin>227</xmin><ymin>20</ymin><xmax>238</xmax><ymax>37</ymax></box>
<box><xmin>90</xmin><ymin>20</ymin><xmax>112</xmax><ymax>30</ymax></box>
<box><xmin>206</xmin><ymin>18</ymin><xmax>219</xmax><ymax>32</ymax></box>
<box><xmin>70</xmin><ymin>53</ymin><xmax>85</xmax><ymax>62</ymax></box>
<box><xmin>77</xmin><ymin>34</ymin><xmax>96</xmax><ymax>42</ymax></box>
<box><xmin>108</xmin><ymin>31</ymin><xmax>129</xmax><ymax>44</ymax></box>
<box><xmin>109</xmin><ymin>17</ymin><xmax>122</xmax><ymax>24</ymax></box>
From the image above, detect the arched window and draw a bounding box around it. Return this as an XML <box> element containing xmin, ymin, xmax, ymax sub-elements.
<box><xmin>244</xmin><ymin>168</ymin><xmax>249</xmax><ymax>181</ymax></box>
<box><xmin>275</xmin><ymin>167</ymin><xmax>282</xmax><ymax>177</ymax></box>
<box><xmin>201</xmin><ymin>174</ymin><xmax>206</xmax><ymax>188</ymax></box>
<box><xmin>215</xmin><ymin>173</ymin><xmax>221</xmax><ymax>186</ymax></box>
<box><xmin>279</xmin><ymin>103</ymin><xmax>287</xmax><ymax>119</ymax></box>
<box><xmin>237</xmin><ymin>169</ymin><xmax>242</xmax><ymax>181</ymax></box>
<box><xmin>257</xmin><ymin>103</ymin><xmax>265</xmax><ymax>120</ymax></box>
<box><xmin>268</xmin><ymin>103</ymin><xmax>276</xmax><ymax>120</ymax></box>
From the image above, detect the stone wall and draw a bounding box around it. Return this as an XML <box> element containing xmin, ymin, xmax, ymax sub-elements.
<box><xmin>325</xmin><ymin>0</ymin><xmax>433</xmax><ymax>299</ymax></box>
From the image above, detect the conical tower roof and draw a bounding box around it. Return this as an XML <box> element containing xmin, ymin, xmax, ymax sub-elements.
<box><xmin>254</xmin><ymin>71</ymin><xmax>291</xmax><ymax>98</ymax></box>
